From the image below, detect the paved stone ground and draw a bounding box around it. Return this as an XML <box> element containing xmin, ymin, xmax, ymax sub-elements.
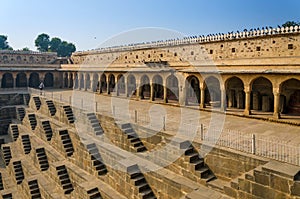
<box><xmin>43</xmin><ymin>89</ymin><xmax>300</xmax><ymax>145</ymax></box>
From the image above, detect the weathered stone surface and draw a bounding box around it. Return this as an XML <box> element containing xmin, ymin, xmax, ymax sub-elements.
<box><xmin>291</xmin><ymin>181</ymin><xmax>300</xmax><ymax>196</ymax></box>
<box><xmin>251</xmin><ymin>183</ymin><xmax>273</xmax><ymax>199</ymax></box>
<box><xmin>238</xmin><ymin>178</ymin><xmax>251</xmax><ymax>193</ymax></box>
<box><xmin>254</xmin><ymin>170</ymin><xmax>270</xmax><ymax>186</ymax></box>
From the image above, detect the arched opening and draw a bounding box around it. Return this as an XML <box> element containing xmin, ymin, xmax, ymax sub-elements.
<box><xmin>86</xmin><ymin>73</ymin><xmax>91</xmax><ymax>90</ymax></box>
<box><xmin>251</xmin><ymin>77</ymin><xmax>273</xmax><ymax>112</ymax></box>
<box><xmin>79</xmin><ymin>73</ymin><xmax>84</xmax><ymax>89</ymax></box>
<box><xmin>44</xmin><ymin>73</ymin><xmax>54</xmax><ymax>87</ymax></box>
<box><xmin>16</xmin><ymin>73</ymin><xmax>27</xmax><ymax>87</ymax></box>
<box><xmin>1</xmin><ymin>73</ymin><xmax>14</xmax><ymax>88</ymax></box>
<box><xmin>29</xmin><ymin>73</ymin><xmax>40</xmax><ymax>88</ymax></box>
<box><xmin>108</xmin><ymin>74</ymin><xmax>115</xmax><ymax>94</ymax></box>
<box><xmin>186</xmin><ymin>75</ymin><xmax>200</xmax><ymax>105</ymax></box>
<box><xmin>226</xmin><ymin>77</ymin><xmax>245</xmax><ymax>109</ymax></box>
<box><xmin>204</xmin><ymin>76</ymin><xmax>221</xmax><ymax>107</ymax></box>
<box><xmin>280</xmin><ymin>78</ymin><xmax>300</xmax><ymax>115</ymax></box>
<box><xmin>100</xmin><ymin>74</ymin><xmax>107</xmax><ymax>93</ymax></box>
<box><xmin>117</xmin><ymin>74</ymin><xmax>125</xmax><ymax>95</ymax></box>
<box><xmin>166</xmin><ymin>75</ymin><xmax>179</xmax><ymax>101</ymax></box>
<box><xmin>140</xmin><ymin>75</ymin><xmax>150</xmax><ymax>99</ymax></box>
<box><xmin>92</xmin><ymin>73</ymin><xmax>99</xmax><ymax>92</ymax></box>
<box><xmin>64</xmin><ymin>73</ymin><xmax>68</xmax><ymax>87</ymax></box>
<box><xmin>152</xmin><ymin>75</ymin><xmax>164</xmax><ymax>100</ymax></box>
<box><xmin>127</xmin><ymin>75</ymin><xmax>136</xmax><ymax>97</ymax></box>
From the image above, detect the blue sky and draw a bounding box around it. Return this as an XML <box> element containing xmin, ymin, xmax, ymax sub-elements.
<box><xmin>1</xmin><ymin>0</ymin><xmax>299</xmax><ymax>51</ymax></box>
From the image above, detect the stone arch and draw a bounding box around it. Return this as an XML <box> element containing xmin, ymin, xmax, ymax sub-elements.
<box><xmin>186</xmin><ymin>75</ymin><xmax>200</xmax><ymax>105</ymax></box>
<box><xmin>1</xmin><ymin>73</ymin><xmax>14</xmax><ymax>88</ymax></box>
<box><xmin>117</xmin><ymin>74</ymin><xmax>125</xmax><ymax>95</ymax></box>
<box><xmin>64</xmin><ymin>73</ymin><xmax>68</xmax><ymax>87</ymax></box>
<box><xmin>280</xmin><ymin>78</ymin><xmax>300</xmax><ymax>115</ymax></box>
<box><xmin>108</xmin><ymin>74</ymin><xmax>115</xmax><ymax>94</ymax></box>
<box><xmin>140</xmin><ymin>75</ymin><xmax>150</xmax><ymax>99</ymax></box>
<box><xmin>225</xmin><ymin>76</ymin><xmax>245</xmax><ymax>109</ymax></box>
<box><xmin>29</xmin><ymin>72</ymin><xmax>40</xmax><ymax>88</ymax></box>
<box><xmin>127</xmin><ymin>74</ymin><xmax>136</xmax><ymax>97</ymax></box>
<box><xmin>166</xmin><ymin>74</ymin><xmax>179</xmax><ymax>101</ymax></box>
<box><xmin>152</xmin><ymin>75</ymin><xmax>164</xmax><ymax>100</ymax></box>
<box><xmin>251</xmin><ymin>77</ymin><xmax>273</xmax><ymax>112</ymax></box>
<box><xmin>100</xmin><ymin>74</ymin><xmax>107</xmax><ymax>93</ymax></box>
<box><xmin>16</xmin><ymin>72</ymin><xmax>27</xmax><ymax>87</ymax></box>
<box><xmin>44</xmin><ymin>72</ymin><xmax>54</xmax><ymax>87</ymax></box>
<box><xmin>204</xmin><ymin>76</ymin><xmax>221</xmax><ymax>107</ymax></box>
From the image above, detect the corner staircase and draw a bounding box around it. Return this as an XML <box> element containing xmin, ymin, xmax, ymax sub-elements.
<box><xmin>63</xmin><ymin>106</ymin><xmax>75</xmax><ymax>124</ymax></box>
<box><xmin>17</xmin><ymin>107</ymin><xmax>26</xmax><ymax>121</ymax></box>
<box><xmin>33</xmin><ymin>97</ymin><xmax>41</xmax><ymax>110</ymax></box>
<box><xmin>28</xmin><ymin>179</ymin><xmax>42</xmax><ymax>199</ymax></box>
<box><xmin>86</xmin><ymin>113</ymin><xmax>104</xmax><ymax>136</ymax></box>
<box><xmin>2</xmin><ymin>146</ymin><xmax>12</xmax><ymax>166</ymax></box>
<box><xmin>10</xmin><ymin>125</ymin><xmax>19</xmax><ymax>141</ymax></box>
<box><xmin>87</xmin><ymin>187</ymin><xmax>102</xmax><ymax>199</ymax></box>
<box><xmin>119</xmin><ymin>123</ymin><xmax>147</xmax><ymax>152</ymax></box>
<box><xmin>0</xmin><ymin>173</ymin><xmax>4</xmax><ymax>190</ymax></box>
<box><xmin>59</xmin><ymin>130</ymin><xmax>74</xmax><ymax>157</ymax></box>
<box><xmin>35</xmin><ymin>148</ymin><xmax>49</xmax><ymax>171</ymax></box>
<box><xmin>56</xmin><ymin>165</ymin><xmax>74</xmax><ymax>194</ymax></box>
<box><xmin>21</xmin><ymin>135</ymin><xmax>32</xmax><ymax>154</ymax></box>
<box><xmin>12</xmin><ymin>160</ymin><xmax>24</xmax><ymax>184</ymax></box>
<box><xmin>41</xmin><ymin>121</ymin><xmax>53</xmax><ymax>141</ymax></box>
<box><xmin>28</xmin><ymin>114</ymin><xmax>37</xmax><ymax>130</ymax></box>
<box><xmin>86</xmin><ymin>143</ymin><xmax>107</xmax><ymax>176</ymax></box>
<box><xmin>46</xmin><ymin>100</ymin><xmax>56</xmax><ymax>116</ymax></box>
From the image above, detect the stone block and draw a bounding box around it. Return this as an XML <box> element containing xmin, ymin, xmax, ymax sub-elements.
<box><xmin>238</xmin><ymin>178</ymin><xmax>251</xmax><ymax>193</ymax></box>
<box><xmin>254</xmin><ymin>170</ymin><xmax>270</xmax><ymax>186</ymax></box>
<box><xmin>224</xmin><ymin>186</ymin><xmax>237</xmax><ymax>198</ymax></box>
<box><xmin>291</xmin><ymin>181</ymin><xmax>300</xmax><ymax>196</ymax></box>
<box><xmin>251</xmin><ymin>182</ymin><xmax>274</xmax><ymax>199</ymax></box>
<box><xmin>270</xmin><ymin>173</ymin><xmax>291</xmax><ymax>194</ymax></box>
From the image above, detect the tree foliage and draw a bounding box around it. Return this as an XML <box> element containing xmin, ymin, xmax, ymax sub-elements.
<box><xmin>35</xmin><ymin>33</ymin><xmax>50</xmax><ymax>52</ymax></box>
<box><xmin>0</xmin><ymin>35</ymin><xmax>12</xmax><ymax>50</ymax></box>
<box><xmin>21</xmin><ymin>47</ymin><xmax>30</xmax><ymax>51</ymax></box>
<box><xmin>282</xmin><ymin>21</ymin><xmax>300</xmax><ymax>27</ymax></box>
<box><xmin>35</xmin><ymin>33</ymin><xmax>76</xmax><ymax>57</ymax></box>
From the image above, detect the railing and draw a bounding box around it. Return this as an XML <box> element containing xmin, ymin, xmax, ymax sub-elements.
<box><xmin>74</xmin><ymin>25</ymin><xmax>300</xmax><ymax>55</ymax></box>
<box><xmin>27</xmin><ymin>88</ymin><xmax>300</xmax><ymax>166</ymax></box>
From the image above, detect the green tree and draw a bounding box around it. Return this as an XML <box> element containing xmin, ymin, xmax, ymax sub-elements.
<box><xmin>21</xmin><ymin>47</ymin><xmax>30</xmax><ymax>51</ymax></box>
<box><xmin>0</xmin><ymin>35</ymin><xmax>12</xmax><ymax>50</ymax></box>
<box><xmin>35</xmin><ymin>33</ymin><xmax>50</xmax><ymax>52</ymax></box>
<box><xmin>57</xmin><ymin>41</ymin><xmax>76</xmax><ymax>57</ymax></box>
<box><xmin>282</xmin><ymin>21</ymin><xmax>300</xmax><ymax>27</ymax></box>
<box><xmin>49</xmin><ymin>37</ymin><xmax>62</xmax><ymax>52</ymax></box>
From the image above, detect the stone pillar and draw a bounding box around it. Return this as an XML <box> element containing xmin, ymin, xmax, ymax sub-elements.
<box><xmin>98</xmin><ymin>75</ymin><xmax>102</xmax><ymax>93</ymax></box>
<box><xmin>220</xmin><ymin>88</ymin><xmax>226</xmax><ymax>112</ymax></box>
<box><xmin>124</xmin><ymin>77</ymin><xmax>128</xmax><ymax>97</ymax></box>
<box><xmin>179</xmin><ymin>85</ymin><xmax>187</xmax><ymax>106</ymax></box>
<box><xmin>163</xmin><ymin>78</ymin><xmax>168</xmax><ymax>103</ymax></box>
<box><xmin>136</xmin><ymin>79</ymin><xmax>140</xmax><ymax>100</ymax></box>
<box><xmin>12</xmin><ymin>73</ymin><xmax>17</xmax><ymax>88</ymax></box>
<box><xmin>150</xmin><ymin>80</ymin><xmax>154</xmax><ymax>101</ymax></box>
<box><xmin>107</xmin><ymin>75</ymin><xmax>110</xmax><ymax>94</ymax></box>
<box><xmin>244</xmin><ymin>87</ymin><xmax>251</xmax><ymax>115</ymax></box>
<box><xmin>273</xmin><ymin>88</ymin><xmax>281</xmax><ymax>119</ymax></box>
<box><xmin>83</xmin><ymin>73</ymin><xmax>87</xmax><ymax>91</ymax></box>
<box><xmin>78</xmin><ymin>74</ymin><xmax>82</xmax><ymax>90</ymax></box>
<box><xmin>200</xmin><ymin>84</ymin><xmax>205</xmax><ymax>108</ymax></box>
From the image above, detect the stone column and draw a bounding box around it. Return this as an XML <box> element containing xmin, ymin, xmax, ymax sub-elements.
<box><xmin>124</xmin><ymin>77</ymin><xmax>128</xmax><ymax>97</ymax></box>
<box><xmin>244</xmin><ymin>86</ymin><xmax>251</xmax><ymax>115</ymax></box>
<box><xmin>273</xmin><ymin>88</ymin><xmax>281</xmax><ymax>119</ymax></box>
<box><xmin>12</xmin><ymin>73</ymin><xmax>17</xmax><ymax>88</ymax></box>
<box><xmin>78</xmin><ymin>74</ymin><xmax>82</xmax><ymax>90</ymax></box>
<box><xmin>107</xmin><ymin>75</ymin><xmax>110</xmax><ymax>94</ymax></box>
<box><xmin>179</xmin><ymin>84</ymin><xmax>187</xmax><ymax>106</ymax></box>
<box><xmin>220</xmin><ymin>88</ymin><xmax>226</xmax><ymax>112</ymax></box>
<box><xmin>200</xmin><ymin>84</ymin><xmax>205</xmax><ymax>108</ymax></box>
<box><xmin>83</xmin><ymin>73</ymin><xmax>88</xmax><ymax>91</ymax></box>
<box><xmin>150</xmin><ymin>79</ymin><xmax>154</xmax><ymax>101</ymax></box>
<box><xmin>136</xmin><ymin>78</ymin><xmax>140</xmax><ymax>100</ymax></box>
<box><xmin>116</xmin><ymin>77</ymin><xmax>119</xmax><ymax>96</ymax></box>
<box><xmin>163</xmin><ymin>78</ymin><xmax>168</xmax><ymax>103</ymax></box>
